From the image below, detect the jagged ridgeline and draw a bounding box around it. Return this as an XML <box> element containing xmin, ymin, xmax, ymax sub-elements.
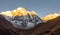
<box><xmin>0</xmin><ymin>7</ymin><xmax>43</xmax><ymax>29</ymax></box>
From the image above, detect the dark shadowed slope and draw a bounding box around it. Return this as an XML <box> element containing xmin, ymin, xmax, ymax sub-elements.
<box><xmin>0</xmin><ymin>15</ymin><xmax>60</xmax><ymax>35</ymax></box>
<box><xmin>29</xmin><ymin>16</ymin><xmax>60</xmax><ymax>35</ymax></box>
<box><xmin>0</xmin><ymin>15</ymin><xmax>20</xmax><ymax>35</ymax></box>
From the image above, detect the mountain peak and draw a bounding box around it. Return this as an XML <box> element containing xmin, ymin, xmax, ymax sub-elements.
<box><xmin>0</xmin><ymin>7</ymin><xmax>42</xmax><ymax>29</ymax></box>
<box><xmin>0</xmin><ymin>7</ymin><xmax>37</xmax><ymax>17</ymax></box>
<box><xmin>42</xmin><ymin>13</ymin><xmax>60</xmax><ymax>21</ymax></box>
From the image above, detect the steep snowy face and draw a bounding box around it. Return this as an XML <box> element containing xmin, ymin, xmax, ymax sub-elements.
<box><xmin>4</xmin><ymin>14</ymin><xmax>42</xmax><ymax>29</ymax></box>
<box><xmin>0</xmin><ymin>7</ymin><xmax>42</xmax><ymax>29</ymax></box>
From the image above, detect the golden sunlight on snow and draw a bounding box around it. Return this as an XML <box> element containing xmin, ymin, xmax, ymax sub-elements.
<box><xmin>0</xmin><ymin>7</ymin><xmax>37</xmax><ymax>17</ymax></box>
<box><xmin>42</xmin><ymin>13</ymin><xmax>60</xmax><ymax>21</ymax></box>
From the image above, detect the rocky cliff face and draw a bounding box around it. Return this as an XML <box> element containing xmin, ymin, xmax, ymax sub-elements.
<box><xmin>3</xmin><ymin>14</ymin><xmax>42</xmax><ymax>29</ymax></box>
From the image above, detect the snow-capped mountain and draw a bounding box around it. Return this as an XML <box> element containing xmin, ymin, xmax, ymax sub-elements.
<box><xmin>0</xmin><ymin>7</ymin><xmax>60</xmax><ymax>35</ymax></box>
<box><xmin>0</xmin><ymin>7</ymin><xmax>43</xmax><ymax>29</ymax></box>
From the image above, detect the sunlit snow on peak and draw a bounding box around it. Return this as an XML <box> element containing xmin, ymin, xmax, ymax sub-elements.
<box><xmin>0</xmin><ymin>7</ymin><xmax>37</xmax><ymax>17</ymax></box>
<box><xmin>42</xmin><ymin>13</ymin><xmax>60</xmax><ymax>21</ymax></box>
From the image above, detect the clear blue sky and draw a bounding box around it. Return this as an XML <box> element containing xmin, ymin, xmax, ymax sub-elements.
<box><xmin>0</xmin><ymin>0</ymin><xmax>60</xmax><ymax>18</ymax></box>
